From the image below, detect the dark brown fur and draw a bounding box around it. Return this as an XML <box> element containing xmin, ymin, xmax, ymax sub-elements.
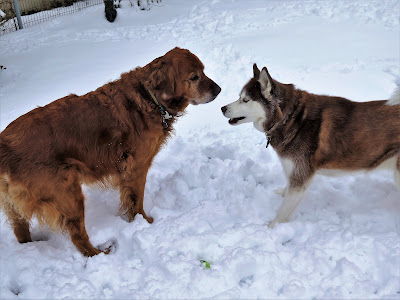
<box><xmin>0</xmin><ymin>47</ymin><xmax>221</xmax><ymax>256</ymax></box>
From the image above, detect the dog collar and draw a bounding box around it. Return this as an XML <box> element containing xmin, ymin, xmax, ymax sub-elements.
<box><xmin>146</xmin><ymin>89</ymin><xmax>174</xmax><ymax>129</ymax></box>
<box><xmin>265</xmin><ymin>132</ymin><xmax>272</xmax><ymax>148</ymax></box>
<box><xmin>264</xmin><ymin>105</ymin><xmax>292</xmax><ymax>149</ymax></box>
<box><xmin>265</xmin><ymin>122</ymin><xmax>278</xmax><ymax>149</ymax></box>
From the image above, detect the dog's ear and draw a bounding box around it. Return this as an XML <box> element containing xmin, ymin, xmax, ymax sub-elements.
<box><xmin>253</xmin><ymin>63</ymin><xmax>260</xmax><ymax>79</ymax></box>
<box><xmin>145</xmin><ymin>58</ymin><xmax>176</xmax><ymax>101</ymax></box>
<box><xmin>259</xmin><ymin>67</ymin><xmax>274</xmax><ymax>98</ymax></box>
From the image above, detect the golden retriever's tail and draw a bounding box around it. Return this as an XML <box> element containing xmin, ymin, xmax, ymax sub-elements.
<box><xmin>387</xmin><ymin>86</ymin><xmax>400</xmax><ymax>106</ymax></box>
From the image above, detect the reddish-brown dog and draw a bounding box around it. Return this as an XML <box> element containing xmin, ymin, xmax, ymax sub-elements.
<box><xmin>0</xmin><ymin>47</ymin><xmax>221</xmax><ymax>256</ymax></box>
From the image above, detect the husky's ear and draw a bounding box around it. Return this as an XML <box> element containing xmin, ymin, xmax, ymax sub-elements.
<box><xmin>253</xmin><ymin>63</ymin><xmax>260</xmax><ymax>79</ymax></box>
<box><xmin>259</xmin><ymin>67</ymin><xmax>274</xmax><ymax>98</ymax></box>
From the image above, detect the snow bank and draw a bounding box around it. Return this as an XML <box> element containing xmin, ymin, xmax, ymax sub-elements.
<box><xmin>0</xmin><ymin>0</ymin><xmax>399</xmax><ymax>299</ymax></box>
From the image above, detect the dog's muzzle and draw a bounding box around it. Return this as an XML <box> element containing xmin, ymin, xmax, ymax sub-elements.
<box><xmin>221</xmin><ymin>104</ymin><xmax>246</xmax><ymax>125</ymax></box>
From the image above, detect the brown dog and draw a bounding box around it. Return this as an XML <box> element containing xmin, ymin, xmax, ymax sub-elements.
<box><xmin>222</xmin><ymin>64</ymin><xmax>400</xmax><ymax>227</ymax></box>
<box><xmin>0</xmin><ymin>47</ymin><xmax>221</xmax><ymax>256</ymax></box>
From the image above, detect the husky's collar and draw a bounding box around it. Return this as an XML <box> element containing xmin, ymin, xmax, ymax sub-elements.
<box><xmin>264</xmin><ymin>105</ymin><xmax>292</xmax><ymax>149</ymax></box>
<box><xmin>146</xmin><ymin>88</ymin><xmax>174</xmax><ymax>129</ymax></box>
<box><xmin>265</xmin><ymin>122</ymin><xmax>280</xmax><ymax>149</ymax></box>
<box><xmin>265</xmin><ymin>132</ymin><xmax>272</xmax><ymax>148</ymax></box>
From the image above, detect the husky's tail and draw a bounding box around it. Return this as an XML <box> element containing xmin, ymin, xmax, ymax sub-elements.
<box><xmin>387</xmin><ymin>86</ymin><xmax>400</xmax><ymax>106</ymax></box>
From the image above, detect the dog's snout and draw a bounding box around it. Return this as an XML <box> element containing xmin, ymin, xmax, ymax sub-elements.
<box><xmin>221</xmin><ymin>105</ymin><xmax>227</xmax><ymax>114</ymax></box>
<box><xmin>214</xmin><ymin>84</ymin><xmax>221</xmax><ymax>97</ymax></box>
<box><xmin>208</xmin><ymin>78</ymin><xmax>221</xmax><ymax>98</ymax></box>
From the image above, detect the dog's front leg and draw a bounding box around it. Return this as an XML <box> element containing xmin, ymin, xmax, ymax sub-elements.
<box><xmin>269</xmin><ymin>162</ymin><xmax>313</xmax><ymax>228</ymax></box>
<box><xmin>269</xmin><ymin>185</ymin><xmax>307</xmax><ymax>228</ymax></box>
<box><xmin>273</xmin><ymin>157</ymin><xmax>293</xmax><ymax>198</ymax></box>
<box><xmin>119</xmin><ymin>162</ymin><xmax>153</xmax><ymax>224</ymax></box>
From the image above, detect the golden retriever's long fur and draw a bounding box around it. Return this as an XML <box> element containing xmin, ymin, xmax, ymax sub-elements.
<box><xmin>0</xmin><ymin>47</ymin><xmax>221</xmax><ymax>256</ymax></box>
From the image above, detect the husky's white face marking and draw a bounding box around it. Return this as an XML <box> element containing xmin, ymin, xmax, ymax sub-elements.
<box><xmin>221</xmin><ymin>90</ymin><xmax>267</xmax><ymax>132</ymax></box>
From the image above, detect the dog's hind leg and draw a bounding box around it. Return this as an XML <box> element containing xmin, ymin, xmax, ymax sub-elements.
<box><xmin>64</xmin><ymin>195</ymin><xmax>102</xmax><ymax>256</ymax></box>
<box><xmin>53</xmin><ymin>181</ymin><xmax>103</xmax><ymax>256</ymax></box>
<box><xmin>1</xmin><ymin>178</ymin><xmax>32</xmax><ymax>243</ymax></box>
<box><xmin>4</xmin><ymin>202</ymin><xmax>32</xmax><ymax>243</ymax></box>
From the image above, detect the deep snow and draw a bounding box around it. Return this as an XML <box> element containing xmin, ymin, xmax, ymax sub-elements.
<box><xmin>0</xmin><ymin>0</ymin><xmax>399</xmax><ymax>299</ymax></box>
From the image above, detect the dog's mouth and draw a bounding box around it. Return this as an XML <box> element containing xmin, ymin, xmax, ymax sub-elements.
<box><xmin>190</xmin><ymin>92</ymin><xmax>217</xmax><ymax>106</ymax></box>
<box><xmin>228</xmin><ymin>117</ymin><xmax>245</xmax><ymax>125</ymax></box>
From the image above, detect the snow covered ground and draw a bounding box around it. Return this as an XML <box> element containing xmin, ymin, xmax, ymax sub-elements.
<box><xmin>1</xmin><ymin>0</ymin><xmax>399</xmax><ymax>298</ymax></box>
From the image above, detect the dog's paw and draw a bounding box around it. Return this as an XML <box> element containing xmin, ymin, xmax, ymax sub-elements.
<box><xmin>273</xmin><ymin>187</ymin><xmax>286</xmax><ymax>197</ymax></box>
<box><xmin>268</xmin><ymin>220</ymin><xmax>276</xmax><ymax>229</ymax></box>
<box><xmin>139</xmin><ymin>210</ymin><xmax>154</xmax><ymax>224</ymax></box>
<box><xmin>145</xmin><ymin>216</ymin><xmax>154</xmax><ymax>224</ymax></box>
<box><xmin>268</xmin><ymin>216</ymin><xmax>290</xmax><ymax>228</ymax></box>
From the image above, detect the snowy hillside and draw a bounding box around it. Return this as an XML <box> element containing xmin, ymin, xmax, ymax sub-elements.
<box><xmin>0</xmin><ymin>0</ymin><xmax>399</xmax><ymax>299</ymax></box>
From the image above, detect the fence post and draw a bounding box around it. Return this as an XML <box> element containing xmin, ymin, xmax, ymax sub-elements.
<box><xmin>13</xmin><ymin>0</ymin><xmax>23</xmax><ymax>29</ymax></box>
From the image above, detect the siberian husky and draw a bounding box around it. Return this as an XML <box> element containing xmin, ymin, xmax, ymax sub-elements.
<box><xmin>221</xmin><ymin>64</ymin><xmax>400</xmax><ymax>227</ymax></box>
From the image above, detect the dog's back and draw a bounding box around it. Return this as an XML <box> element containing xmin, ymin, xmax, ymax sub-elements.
<box><xmin>0</xmin><ymin>93</ymin><xmax>122</xmax><ymax>183</ymax></box>
<box><xmin>297</xmin><ymin>93</ymin><xmax>400</xmax><ymax>171</ymax></box>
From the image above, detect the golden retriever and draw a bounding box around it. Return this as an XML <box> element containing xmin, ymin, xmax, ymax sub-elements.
<box><xmin>0</xmin><ymin>47</ymin><xmax>221</xmax><ymax>256</ymax></box>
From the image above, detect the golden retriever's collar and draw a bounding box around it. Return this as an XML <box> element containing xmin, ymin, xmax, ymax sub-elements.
<box><xmin>146</xmin><ymin>88</ymin><xmax>174</xmax><ymax>129</ymax></box>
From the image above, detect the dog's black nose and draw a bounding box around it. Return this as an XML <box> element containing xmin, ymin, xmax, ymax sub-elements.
<box><xmin>214</xmin><ymin>84</ymin><xmax>221</xmax><ymax>97</ymax></box>
<box><xmin>221</xmin><ymin>106</ymin><xmax>227</xmax><ymax>113</ymax></box>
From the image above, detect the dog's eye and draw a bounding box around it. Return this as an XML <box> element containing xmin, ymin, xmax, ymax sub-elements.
<box><xmin>243</xmin><ymin>98</ymin><xmax>249</xmax><ymax>103</ymax></box>
<box><xmin>189</xmin><ymin>75</ymin><xmax>199</xmax><ymax>81</ymax></box>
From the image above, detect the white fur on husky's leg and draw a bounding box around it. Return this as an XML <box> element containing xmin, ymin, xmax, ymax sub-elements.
<box><xmin>273</xmin><ymin>186</ymin><xmax>286</xmax><ymax>197</ymax></box>
<box><xmin>270</xmin><ymin>158</ymin><xmax>293</xmax><ymax>210</ymax></box>
<box><xmin>279</xmin><ymin>158</ymin><xmax>294</xmax><ymax>180</ymax></box>
<box><xmin>386</xmin><ymin>86</ymin><xmax>400</xmax><ymax>106</ymax></box>
<box><xmin>273</xmin><ymin>158</ymin><xmax>293</xmax><ymax>198</ymax></box>
<box><xmin>269</xmin><ymin>186</ymin><xmax>307</xmax><ymax>228</ymax></box>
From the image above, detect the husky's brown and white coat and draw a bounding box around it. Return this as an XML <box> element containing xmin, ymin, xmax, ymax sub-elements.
<box><xmin>222</xmin><ymin>64</ymin><xmax>400</xmax><ymax>227</ymax></box>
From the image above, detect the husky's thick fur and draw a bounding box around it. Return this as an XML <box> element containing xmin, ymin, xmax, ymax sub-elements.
<box><xmin>222</xmin><ymin>64</ymin><xmax>400</xmax><ymax>227</ymax></box>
